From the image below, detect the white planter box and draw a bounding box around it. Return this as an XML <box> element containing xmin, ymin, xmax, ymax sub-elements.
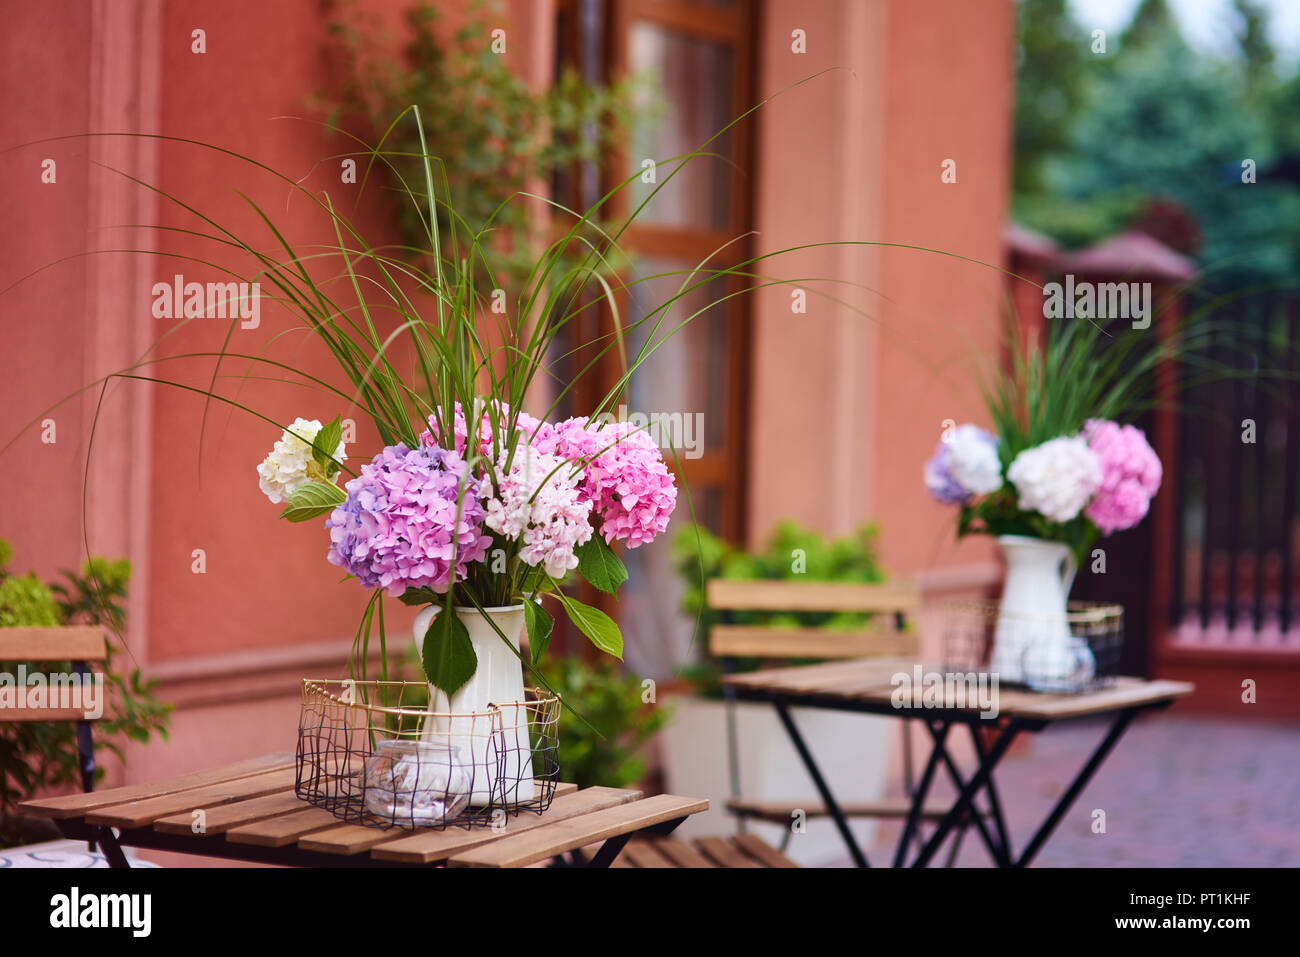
<box><xmin>660</xmin><ymin>695</ymin><xmax>895</xmax><ymax>866</ymax></box>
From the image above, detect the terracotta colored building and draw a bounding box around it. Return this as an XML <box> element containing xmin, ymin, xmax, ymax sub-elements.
<box><xmin>1</xmin><ymin>0</ymin><xmax>1016</xmax><ymax>788</ymax></box>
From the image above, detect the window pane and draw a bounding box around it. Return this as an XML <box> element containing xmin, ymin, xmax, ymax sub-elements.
<box><xmin>621</xmin><ymin>488</ymin><xmax>723</xmax><ymax>678</ymax></box>
<box><xmin>628</xmin><ymin>22</ymin><xmax>733</xmax><ymax>230</ymax></box>
<box><xmin>625</xmin><ymin>257</ymin><xmax>728</xmax><ymax>454</ymax></box>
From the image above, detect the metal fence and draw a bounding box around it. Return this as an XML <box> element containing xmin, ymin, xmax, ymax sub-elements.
<box><xmin>1170</xmin><ymin>292</ymin><xmax>1300</xmax><ymax>651</ymax></box>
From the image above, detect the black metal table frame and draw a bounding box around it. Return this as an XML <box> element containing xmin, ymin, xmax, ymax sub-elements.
<box><xmin>57</xmin><ymin>813</ymin><xmax>690</xmax><ymax>869</ymax></box>
<box><xmin>734</xmin><ymin>686</ymin><xmax>1175</xmax><ymax>868</ymax></box>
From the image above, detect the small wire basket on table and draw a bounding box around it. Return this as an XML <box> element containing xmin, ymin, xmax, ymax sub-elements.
<box><xmin>941</xmin><ymin>600</ymin><xmax>1124</xmax><ymax>693</ymax></box>
<box><xmin>296</xmin><ymin>679</ymin><xmax>560</xmax><ymax>829</ymax></box>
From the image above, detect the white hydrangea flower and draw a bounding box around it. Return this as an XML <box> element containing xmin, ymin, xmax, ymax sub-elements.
<box><xmin>1007</xmin><ymin>435</ymin><xmax>1101</xmax><ymax>524</ymax></box>
<box><xmin>484</xmin><ymin>444</ymin><xmax>593</xmax><ymax>579</ymax></box>
<box><xmin>948</xmin><ymin>424</ymin><xmax>1003</xmax><ymax>495</ymax></box>
<box><xmin>257</xmin><ymin>417</ymin><xmax>347</xmax><ymax>505</ymax></box>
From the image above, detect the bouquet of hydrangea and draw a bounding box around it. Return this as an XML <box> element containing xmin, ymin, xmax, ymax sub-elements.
<box><xmin>27</xmin><ymin>106</ymin><xmax>868</xmax><ymax>704</ymax></box>
<box><xmin>256</xmin><ymin>398</ymin><xmax>679</xmax><ymax>694</ymax></box>
<box><xmin>230</xmin><ymin>107</ymin><xmax>710</xmax><ymax>700</ymax></box>
<box><xmin>924</xmin><ymin>318</ymin><xmax>1166</xmax><ymax>557</ymax></box>
<box><xmin>925</xmin><ymin>417</ymin><xmax>1162</xmax><ymax>551</ymax></box>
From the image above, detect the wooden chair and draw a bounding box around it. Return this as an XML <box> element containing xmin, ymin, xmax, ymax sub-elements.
<box><xmin>0</xmin><ymin>626</ymin><xmax>108</xmax><ymax>795</ymax></box>
<box><xmin>708</xmin><ymin>579</ymin><xmax>972</xmax><ymax>861</ymax></box>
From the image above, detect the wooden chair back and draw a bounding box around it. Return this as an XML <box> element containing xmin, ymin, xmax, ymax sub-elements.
<box><xmin>0</xmin><ymin>626</ymin><xmax>108</xmax><ymax>722</ymax></box>
<box><xmin>0</xmin><ymin>626</ymin><xmax>108</xmax><ymax>794</ymax></box>
<box><xmin>705</xmin><ymin>580</ymin><xmax>920</xmax><ymax>660</ymax></box>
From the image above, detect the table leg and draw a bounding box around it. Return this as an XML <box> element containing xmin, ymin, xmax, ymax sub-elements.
<box><xmin>930</xmin><ymin>736</ymin><xmax>1009</xmax><ymax>867</ymax></box>
<box><xmin>966</xmin><ymin>723</ymin><xmax>1015</xmax><ymax>865</ymax></box>
<box><xmin>1013</xmin><ymin>707</ymin><xmax>1138</xmax><ymax>868</ymax></box>
<box><xmin>773</xmin><ymin>701</ymin><xmax>869</xmax><ymax>868</ymax></box>
<box><xmin>911</xmin><ymin>719</ymin><xmax>1024</xmax><ymax>868</ymax></box>
<box><xmin>587</xmin><ymin>833</ymin><xmax>634</xmax><ymax>869</ymax></box>
<box><xmin>584</xmin><ymin>814</ymin><xmax>691</xmax><ymax>868</ymax></box>
<box><xmin>95</xmin><ymin>825</ymin><xmax>131</xmax><ymax>869</ymax></box>
<box><xmin>918</xmin><ymin>722</ymin><xmax>1016</xmax><ymax>867</ymax></box>
<box><xmin>942</xmin><ymin>821</ymin><xmax>967</xmax><ymax>868</ymax></box>
<box><xmin>892</xmin><ymin>720</ymin><xmax>949</xmax><ymax>868</ymax></box>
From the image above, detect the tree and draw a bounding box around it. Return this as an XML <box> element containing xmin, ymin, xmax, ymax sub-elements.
<box><xmin>1014</xmin><ymin>0</ymin><xmax>1091</xmax><ymax>194</ymax></box>
<box><xmin>1121</xmin><ymin>0</ymin><xmax>1180</xmax><ymax>51</ymax></box>
<box><xmin>1011</xmin><ymin>0</ymin><xmax>1300</xmax><ymax>292</ymax></box>
<box><xmin>1234</xmin><ymin>0</ymin><xmax>1275</xmax><ymax>98</ymax></box>
<box><xmin>1058</xmin><ymin>32</ymin><xmax>1290</xmax><ymax>290</ymax></box>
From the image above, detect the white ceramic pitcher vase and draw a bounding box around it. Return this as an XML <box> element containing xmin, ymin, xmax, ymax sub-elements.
<box><xmin>988</xmin><ymin>535</ymin><xmax>1094</xmax><ymax>689</ymax></box>
<box><xmin>412</xmin><ymin>604</ymin><xmax>534</xmax><ymax>805</ymax></box>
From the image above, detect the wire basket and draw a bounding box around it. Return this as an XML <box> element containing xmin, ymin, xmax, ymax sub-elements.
<box><xmin>941</xmin><ymin>600</ymin><xmax>1124</xmax><ymax>694</ymax></box>
<box><xmin>296</xmin><ymin>679</ymin><xmax>559</xmax><ymax>829</ymax></box>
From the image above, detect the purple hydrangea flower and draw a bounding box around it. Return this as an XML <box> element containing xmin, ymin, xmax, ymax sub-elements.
<box><xmin>924</xmin><ymin>443</ymin><xmax>970</xmax><ymax>504</ymax></box>
<box><xmin>325</xmin><ymin>443</ymin><xmax>492</xmax><ymax>597</ymax></box>
<box><xmin>924</xmin><ymin>424</ymin><xmax>1003</xmax><ymax>504</ymax></box>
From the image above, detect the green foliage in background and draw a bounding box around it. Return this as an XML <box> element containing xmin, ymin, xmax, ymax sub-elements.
<box><xmin>541</xmin><ymin>656</ymin><xmax>669</xmax><ymax>790</ymax></box>
<box><xmin>1013</xmin><ymin>0</ymin><xmax>1300</xmax><ymax>291</ymax></box>
<box><xmin>0</xmin><ymin>540</ymin><xmax>172</xmax><ymax>848</ymax></box>
<box><xmin>672</xmin><ymin>522</ymin><xmax>889</xmax><ymax>696</ymax></box>
<box><xmin>674</xmin><ymin>521</ymin><xmax>887</xmax><ymax>631</ymax></box>
<box><xmin>0</xmin><ymin>574</ymin><xmax>60</xmax><ymax>629</ymax></box>
<box><xmin>1013</xmin><ymin>0</ymin><xmax>1091</xmax><ymax>196</ymax></box>
<box><xmin>319</xmin><ymin>0</ymin><xmax>649</xmax><ymax>286</ymax></box>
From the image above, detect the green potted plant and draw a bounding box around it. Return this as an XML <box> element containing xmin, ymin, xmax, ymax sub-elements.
<box><xmin>541</xmin><ymin>656</ymin><xmax>670</xmax><ymax>790</ymax></box>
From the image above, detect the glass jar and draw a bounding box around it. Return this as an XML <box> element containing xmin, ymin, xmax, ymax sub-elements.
<box><xmin>361</xmin><ymin>740</ymin><xmax>471</xmax><ymax>827</ymax></box>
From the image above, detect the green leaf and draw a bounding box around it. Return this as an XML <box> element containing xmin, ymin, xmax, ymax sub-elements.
<box><xmin>576</xmin><ymin>535</ymin><xmax>628</xmax><ymax>594</ymax></box>
<box><xmin>524</xmin><ymin>598</ymin><xmax>554</xmax><ymax>666</ymax></box>
<box><xmin>279</xmin><ymin>481</ymin><xmax>346</xmax><ymax>522</ymax></box>
<box><xmin>558</xmin><ymin>594</ymin><xmax>623</xmax><ymax>660</ymax></box>
<box><xmin>312</xmin><ymin>415</ymin><xmax>344</xmax><ymax>474</ymax></box>
<box><xmin>398</xmin><ymin>586</ymin><xmax>441</xmax><ymax>607</ymax></box>
<box><xmin>421</xmin><ymin>605</ymin><xmax>478</xmax><ymax>696</ymax></box>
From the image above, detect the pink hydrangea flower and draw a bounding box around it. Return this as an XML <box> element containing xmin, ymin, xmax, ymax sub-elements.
<box><xmin>421</xmin><ymin>400</ymin><xmax>545</xmax><ymax>466</ymax></box>
<box><xmin>536</xmin><ymin>417</ymin><xmax>677</xmax><ymax>548</ymax></box>
<box><xmin>1083</xmin><ymin>419</ymin><xmax>1163</xmax><ymax>535</ymax></box>
<box><xmin>421</xmin><ymin>400</ymin><xmax>499</xmax><ymax>459</ymax></box>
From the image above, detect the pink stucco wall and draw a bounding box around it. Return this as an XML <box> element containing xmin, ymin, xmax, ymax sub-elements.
<box><xmin>0</xmin><ymin>0</ymin><xmax>96</xmax><ymax>586</ymax></box>
<box><xmin>2</xmin><ymin>0</ymin><xmax>1014</xmax><ymax>783</ymax></box>
<box><xmin>749</xmin><ymin>0</ymin><xmax>1011</xmax><ymax>590</ymax></box>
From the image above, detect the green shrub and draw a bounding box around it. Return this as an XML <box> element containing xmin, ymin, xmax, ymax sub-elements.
<box><xmin>0</xmin><ymin>574</ymin><xmax>60</xmax><ymax>628</ymax></box>
<box><xmin>673</xmin><ymin>520</ymin><xmax>888</xmax><ymax>629</ymax></box>
<box><xmin>541</xmin><ymin>656</ymin><xmax>670</xmax><ymax>790</ymax></box>
<box><xmin>672</xmin><ymin>521</ymin><xmax>891</xmax><ymax>695</ymax></box>
<box><xmin>318</xmin><ymin>0</ymin><xmax>653</xmax><ymax>287</ymax></box>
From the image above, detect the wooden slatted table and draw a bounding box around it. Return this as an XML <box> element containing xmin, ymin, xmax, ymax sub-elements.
<box><xmin>18</xmin><ymin>755</ymin><xmax>708</xmax><ymax>868</ymax></box>
<box><xmin>723</xmin><ymin>657</ymin><xmax>1193</xmax><ymax>868</ymax></box>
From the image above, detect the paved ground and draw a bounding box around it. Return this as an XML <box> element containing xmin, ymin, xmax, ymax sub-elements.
<box><xmin>863</xmin><ymin>714</ymin><xmax>1300</xmax><ymax>868</ymax></box>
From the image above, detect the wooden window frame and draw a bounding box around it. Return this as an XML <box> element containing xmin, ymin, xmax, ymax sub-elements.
<box><xmin>602</xmin><ymin>0</ymin><xmax>757</xmax><ymax>546</ymax></box>
<box><xmin>550</xmin><ymin>0</ymin><xmax>757</xmax><ymax>658</ymax></box>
